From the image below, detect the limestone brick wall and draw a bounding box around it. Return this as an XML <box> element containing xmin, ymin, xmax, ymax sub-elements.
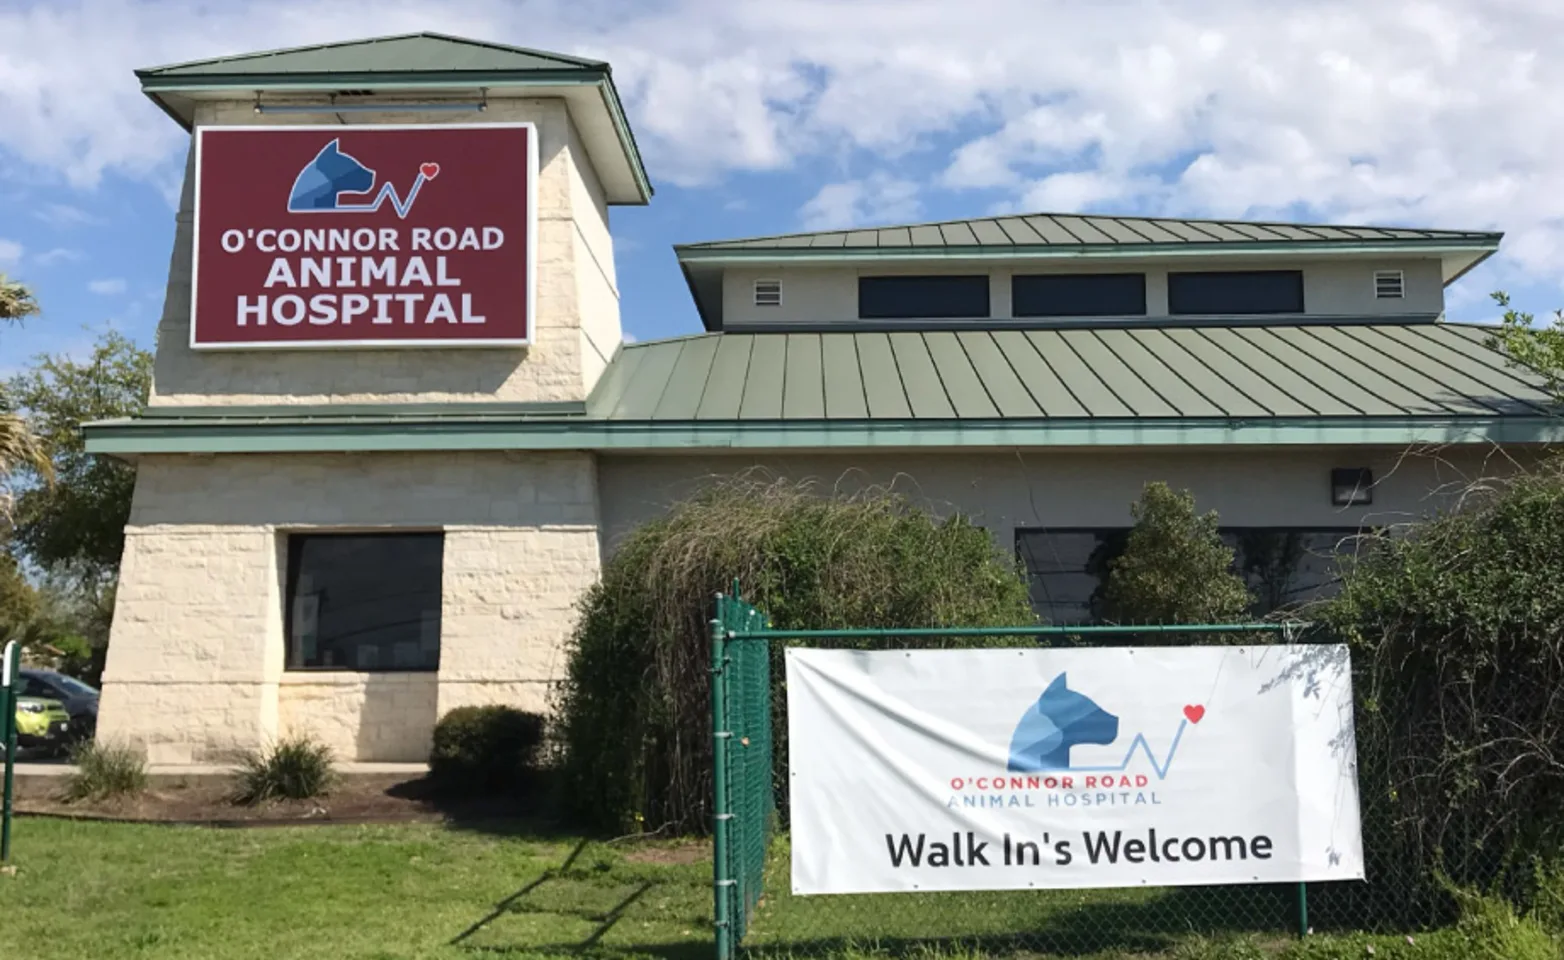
<box><xmin>278</xmin><ymin>673</ymin><xmax>439</xmax><ymax>762</ymax></box>
<box><xmin>147</xmin><ymin>97</ymin><xmax>620</xmax><ymax>408</ymax></box>
<box><xmin>98</xmin><ymin>450</ymin><xmax>603</xmax><ymax>764</ymax></box>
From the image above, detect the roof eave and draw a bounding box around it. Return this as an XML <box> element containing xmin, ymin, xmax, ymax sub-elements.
<box><xmin>83</xmin><ymin>413</ymin><xmax>1563</xmax><ymax>456</ymax></box>
<box><xmin>674</xmin><ymin>237</ymin><xmax>1502</xmax><ymax>265</ymax></box>
<box><xmin>140</xmin><ymin>70</ymin><xmax>653</xmax><ymax>205</ymax></box>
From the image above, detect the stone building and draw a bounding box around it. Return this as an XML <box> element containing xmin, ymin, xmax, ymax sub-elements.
<box><xmin>85</xmin><ymin>33</ymin><xmax>1557</xmax><ymax>764</ymax></box>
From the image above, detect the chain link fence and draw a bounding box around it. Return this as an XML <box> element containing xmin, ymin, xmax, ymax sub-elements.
<box><xmin>708</xmin><ymin>591</ymin><xmax>1492</xmax><ymax>960</ymax></box>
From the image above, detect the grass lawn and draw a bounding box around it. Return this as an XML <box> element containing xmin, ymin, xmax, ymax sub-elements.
<box><xmin>0</xmin><ymin>818</ymin><xmax>1441</xmax><ymax>960</ymax></box>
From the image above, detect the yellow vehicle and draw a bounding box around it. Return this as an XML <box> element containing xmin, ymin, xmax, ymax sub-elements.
<box><xmin>12</xmin><ymin>695</ymin><xmax>71</xmax><ymax>754</ymax></box>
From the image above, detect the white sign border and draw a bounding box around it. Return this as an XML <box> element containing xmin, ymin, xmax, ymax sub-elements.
<box><xmin>189</xmin><ymin>122</ymin><xmax>538</xmax><ymax>351</ymax></box>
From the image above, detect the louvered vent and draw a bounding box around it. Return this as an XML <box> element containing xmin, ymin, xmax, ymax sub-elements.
<box><xmin>1374</xmin><ymin>270</ymin><xmax>1405</xmax><ymax>299</ymax></box>
<box><xmin>754</xmin><ymin>279</ymin><xmax>782</xmax><ymax>307</ymax></box>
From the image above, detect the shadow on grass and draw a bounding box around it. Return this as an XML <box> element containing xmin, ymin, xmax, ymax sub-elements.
<box><xmin>742</xmin><ymin>882</ymin><xmax>1299</xmax><ymax>959</ymax></box>
<box><xmin>448</xmin><ymin>835</ymin><xmax>714</xmax><ymax>960</ymax></box>
<box><xmin>383</xmin><ymin>774</ymin><xmax>579</xmax><ymax>840</ymax></box>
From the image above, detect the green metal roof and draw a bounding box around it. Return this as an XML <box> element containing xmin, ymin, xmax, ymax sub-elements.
<box><xmin>137</xmin><ymin>32</ymin><xmax>652</xmax><ymax>204</ymax></box>
<box><xmin>137</xmin><ymin>32</ymin><xmax>606</xmax><ymax>78</ymax></box>
<box><xmin>585</xmin><ymin>321</ymin><xmax>1549</xmax><ymax>421</ymax></box>
<box><xmin>83</xmin><ymin>321</ymin><xmax>1560</xmax><ymax>456</ymax></box>
<box><xmin>676</xmin><ymin>213</ymin><xmax>1501</xmax><ymax>253</ymax></box>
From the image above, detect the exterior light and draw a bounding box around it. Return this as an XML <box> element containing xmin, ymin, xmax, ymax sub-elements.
<box><xmin>1331</xmin><ymin>468</ymin><xmax>1373</xmax><ymax>506</ymax></box>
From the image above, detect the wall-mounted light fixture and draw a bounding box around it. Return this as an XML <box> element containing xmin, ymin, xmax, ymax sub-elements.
<box><xmin>1331</xmin><ymin>468</ymin><xmax>1373</xmax><ymax>506</ymax></box>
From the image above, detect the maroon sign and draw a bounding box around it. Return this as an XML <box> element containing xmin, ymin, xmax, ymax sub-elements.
<box><xmin>192</xmin><ymin>124</ymin><xmax>534</xmax><ymax>349</ymax></box>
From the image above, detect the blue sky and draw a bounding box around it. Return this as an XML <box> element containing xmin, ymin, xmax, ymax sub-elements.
<box><xmin>4</xmin><ymin>0</ymin><xmax>1564</xmax><ymax>372</ymax></box>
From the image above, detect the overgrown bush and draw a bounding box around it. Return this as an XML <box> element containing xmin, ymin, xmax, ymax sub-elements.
<box><xmin>1320</xmin><ymin>458</ymin><xmax>1564</xmax><ymax>923</ymax></box>
<box><xmin>429</xmin><ymin>705</ymin><xmax>545</xmax><ymax>792</ymax></box>
<box><xmin>62</xmin><ymin>741</ymin><xmax>147</xmax><ymax>802</ymax></box>
<box><xmin>557</xmin><ymin>475</ymin><xmax>1036</xmax><ymax>834</ymax></box>
<box><xmin>233</xmin><ymin>736</ymin><xmax>336</xmax><ymax>804</ymax></box>
<box><xmin>1098</xmin><ymin>482</ymin><xmax>1251</xmax><ymax>626</ymax></box>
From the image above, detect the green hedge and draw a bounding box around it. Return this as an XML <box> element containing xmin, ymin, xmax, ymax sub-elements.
<box><xmin>555</xmin><ymin>476</ymin><xmax>1036</xmax><ymax>834</ymax></box>
<box><xmin>429</xmin><ymin>705</ymin><xmax>545</xmax><ymax>792</ymax></box>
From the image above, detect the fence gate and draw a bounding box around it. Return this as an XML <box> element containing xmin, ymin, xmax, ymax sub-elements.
<box><xmin>708</xmin><ymin>589</ymin><xmax>1327</xmax><ymax>960</ymax></box>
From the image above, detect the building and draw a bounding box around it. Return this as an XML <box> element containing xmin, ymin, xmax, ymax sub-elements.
<box><xmin>84</xmin><ymin>33</ymin><xmax>1558</xmax><ymax>765</ymax></box>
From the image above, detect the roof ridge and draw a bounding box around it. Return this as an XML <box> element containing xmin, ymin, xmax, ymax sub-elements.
<box><xmin>137</xmin><ymin>31</ymin><xmax>605</xmax><ymax>77</ymax></box>
<box><xmin>675</xmin><ymin>211</ymin><xmax>1501</xmax><ymax>250</ymax></box>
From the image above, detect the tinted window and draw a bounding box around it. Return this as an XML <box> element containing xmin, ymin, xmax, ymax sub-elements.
<box><xmin>859</xmin><ymin>276</ymin><xmax>989</xmax><ymax>319</ymax></box>
<box><xmin>1167</xmin><ymin>271</ymin><xmax>1304</xmax><ymax>315</ymax></box>
<box><xmin>1015</xmin><ymin>526</ymin><xmax>1357</xmax><ymax>622</ymax></box>
<box><xmin>285</xmin><ymin>533</ymin><xmax>443</xmax><ymax>671</ymax></box>
<box><xmin>1013</xmin><ymin>273</ymin><xmax>1147</xmax><ymax>317</ymax></box>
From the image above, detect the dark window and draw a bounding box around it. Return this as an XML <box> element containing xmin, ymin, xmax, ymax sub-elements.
<box><xmin>858</xmin><ymin>275</ymin><xmax>989</xmax><ymax>319</ymax></box>
<box><xmin>1013</xmin><ymin>273</ymin><xmax>1147</xmax><ymax>317</ymax></box>
<box><xmin>285</xmin><ymin>533</ymin><xmax>443</xmax><ymax>671</ymax></box>
<box><xmin>1014</xmin><ymin>526</ymin><xmax>1359</xmax><ymax>622</ymax></box>
<box><xmin>1167</xmin><ymin>270</ymin><xmax>1304</xmax><ymax>315</ymax></box>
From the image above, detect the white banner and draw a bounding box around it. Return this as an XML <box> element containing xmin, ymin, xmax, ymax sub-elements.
<box><xmin>786</xmin><ymin>645</ymin><xmax>1363</xmax><ymax>895</ymax></box>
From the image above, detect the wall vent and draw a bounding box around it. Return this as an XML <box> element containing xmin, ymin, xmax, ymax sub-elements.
<box><xmin>1374</xmin><ymin>270</ymin><xmax>1405</xmax><ymax>299</ymax></box>
<box><xmin>754</xmin><ymin>279</ymin><xmax>782</xmax><ymax>307</ymax></box>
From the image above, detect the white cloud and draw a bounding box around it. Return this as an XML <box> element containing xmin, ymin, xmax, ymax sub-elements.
<box><xmin>34</xmin><ymin>202</ymin><xmax>101</xmax><ymax>227</ymax></box>
<box><xmin>32</xmin><ymin>247</ymin><xmax>82</xmax><ymax>266</ymax></box>
<box><xmin>800</xmin><ymin>173</ymin><xmax>921</xmax><ymax>230</ymax></box>
<box><xmin>3</xmin><ymin>0</ymin><xmax>1564</xmax><ymax>290</ymax></box>
<box><xmin>87</xmin><ymin>277</ymin><xmax>126</xmax><ymax>295</ymax></box>
<box><xmin>0</xmin><ymin>239</ymin><xmax>21</xmax><ymax>267</ymax></box>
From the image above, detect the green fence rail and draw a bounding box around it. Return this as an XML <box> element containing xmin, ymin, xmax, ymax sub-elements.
<box><xmin>708</xmin><ymin>595</ymin><xmax>1320</xmax><ymax>960</ymax></box>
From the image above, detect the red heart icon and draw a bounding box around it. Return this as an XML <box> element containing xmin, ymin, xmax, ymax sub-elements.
<box><xmin>420</xmin><ymin>162</ymin><xmax>440</xmax><ymax>180</ymax></box>
<box><xmin>1183</xmin><ymin>705</ymin><xmax>1205</xmax><ymax>724</ymax></box>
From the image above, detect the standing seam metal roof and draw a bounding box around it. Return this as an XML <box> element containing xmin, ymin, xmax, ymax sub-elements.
<box><xmin>674</xmin><ymin>213</ymin><xmax>1501</xmax><ymax>252</ymax></box>
<box><xmin>585</xmin><ymin>322</ymin><xmax>1552</xmax><ymax>421</ymax></box>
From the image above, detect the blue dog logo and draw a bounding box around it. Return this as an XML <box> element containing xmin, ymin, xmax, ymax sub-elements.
<box><xmin>286</xmin><ymin>138</ymin><xmax>437</xmax><ymax>219</ymax></box>
<box><xmin>1007</xmin><ymin>673</ymin><xmax>1120</xmax><ymax>772</ymax></box>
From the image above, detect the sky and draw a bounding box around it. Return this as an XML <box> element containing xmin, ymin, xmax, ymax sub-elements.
<box><xmin>2</xmin><ymin>0</ymin><xmax>1564</xmax><ymax>372</ymax></box>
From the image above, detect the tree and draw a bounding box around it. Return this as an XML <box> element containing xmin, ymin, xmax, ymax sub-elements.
<box><xmin>1488</xmin><ymin>291</ymin><xmax>1564</xmax><ymax>401</ymax></box>
<box><xmin>0</xmin><ymin>273</ymin><xmax>50</xmax><ymax>520</ymax></box>
<box><xmin>1098</xmin><ymin>482</ymin><xmax>1251</xmax><ymax>625</ymax></box>
<box><xmin>8</xmin><ymin>331</ymin><xmax>152</xmax><ymax>581</ymax></box>
<box><xmin>0</xmin><ymin>273</ymin><xmax>39</xmax><ymax>322</ymax></box>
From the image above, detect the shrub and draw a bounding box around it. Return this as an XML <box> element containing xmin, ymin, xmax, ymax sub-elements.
<box><xmin>233</xmin><ymin>736</ymin><xmax>336</xmax><ymax>804</ymax></box>
<box><xmin>428</xmin><ymin>705</ymin><xmax>545</xmax><ymax>792</ymax></box>
<box><xmin>556</xmin><ymin>474</ymin><xmax>1037</xmax><ymax>834</ymax></box>
<box><xmin>1320</xmin><ymin>457</ymin><xmax>1564</xmax><ymax>922</ymax></box>
<box><xmin>1098</xmin><ymin>482</ymin><xmax>1252</xmax><ymax>626</ymax></box>
<box><xmin>62</xmin><ymin>741</ymin><xmax>147</xmax><ymax>802</ymax></box>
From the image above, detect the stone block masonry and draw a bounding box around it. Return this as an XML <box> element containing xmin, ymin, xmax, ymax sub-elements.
<box><xmin>98</xmin><ymin>451</ymin><xmax>603</xmax><ymax>764</ymax></box>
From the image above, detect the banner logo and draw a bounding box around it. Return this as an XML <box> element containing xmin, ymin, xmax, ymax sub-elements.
<box><xmin>287</xmin><ymin>138</ymin><xmax>439</xmax><ymax>219</ymax></box>
<box><xmin>1006</xmin><ymin>672</ymin><xmax>1203</xmax><ymax>780</ymax></box>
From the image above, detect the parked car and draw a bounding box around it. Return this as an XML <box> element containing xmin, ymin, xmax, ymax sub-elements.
<box><xmin>19</xmin><ymin>669</ymin><xmax>98</xmax><ymax>743</ymax></box>
<box><xmin>10</xmin><ymin>695</ymin><xmax>72</xmax><ymax>755</ymax></box>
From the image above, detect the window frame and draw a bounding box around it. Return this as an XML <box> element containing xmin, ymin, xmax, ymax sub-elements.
<box><xmin>857</xmin><ymin>274</ymin><xmax>991</xmax><ymax>320</ymax></box>
<box><xmin>1166</xmin><ymin>269</ymin><xmax>1306</xmax><ymax>316</ymax></box>
<box><xmin>1011</xmin><ymin>272</ymin><xmax>1148</xmax><ymax>318</ymax></box>
<box><xmin>283</xmin><ymin>530</ymin><xmax>445</xmax><ymax>673</ymax></box>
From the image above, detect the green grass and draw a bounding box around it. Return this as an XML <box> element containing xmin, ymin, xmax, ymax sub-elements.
<box><xmin>0</xmin><ymin>820</ymin><xmax>1507</xmax><ymax>960</ymax></box>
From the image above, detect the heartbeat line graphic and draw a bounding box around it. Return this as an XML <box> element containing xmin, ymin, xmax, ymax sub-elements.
<box><xmin>330</xmin><ymin>173</ymin><xmax>433</xmax><ymax>220</ymax></box>
<box><xmin>1071</xmin><ymin>719</ymin><xmax>1190</xmax><ymax>780</ymax></box>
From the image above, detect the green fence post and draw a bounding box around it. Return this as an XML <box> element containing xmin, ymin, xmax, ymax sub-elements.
<box><xmin>2</xmin><ymin>639</ymin><xmax>19</xmax><ymax>865</ymax></box>
<box><xmin>1296</xmin><ymin>882</ymin><xmax>1309</xmax><ymax>937</ymax></box>
<box><xmin>711</xmin><ymin>595</ymin><xmax>734</xmax><ymax>960</ymax></box>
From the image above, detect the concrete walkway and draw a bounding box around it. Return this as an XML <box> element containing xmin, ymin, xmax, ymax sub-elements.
<box><xmin>13</xmin><ymin>761</ymin><xmax>429</xmax><ymax>778</ymax></box>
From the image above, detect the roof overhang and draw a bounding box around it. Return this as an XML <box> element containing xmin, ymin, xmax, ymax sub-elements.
<box><xmin>677</xmin><ymin>239</ymin><xmax>1500</xmax><ymax>330</ymax></box>
<box><xmin>84</xmin><ymin>410</ymin><xmax>1561</xmax><ymax>458</ymax></box>
<box><xmin>139</xmin><ymin>71</ymin><xmax>652</xmax><ymax>205</ymax></box>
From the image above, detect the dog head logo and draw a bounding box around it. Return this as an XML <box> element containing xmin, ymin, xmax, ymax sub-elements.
<box><xmin>1007</xmin><ymin>673</ymin><xmax>1120</xmax><ymax>772</ymax></box>
<box><xmin>288</xmin><ymin>139</ymin><xmax>376</xmax><ymax>212</ymax></box>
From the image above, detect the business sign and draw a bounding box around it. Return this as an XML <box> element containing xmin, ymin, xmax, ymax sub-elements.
<box><xmin>786</xmin><ymin>645</ymin><xmax>1363</xmax><ymax>895</ymax></box>
<box><xmin>191</xmin><ymin>124</ymin><xmax>535</xmax><ymax>349</ymax></box>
